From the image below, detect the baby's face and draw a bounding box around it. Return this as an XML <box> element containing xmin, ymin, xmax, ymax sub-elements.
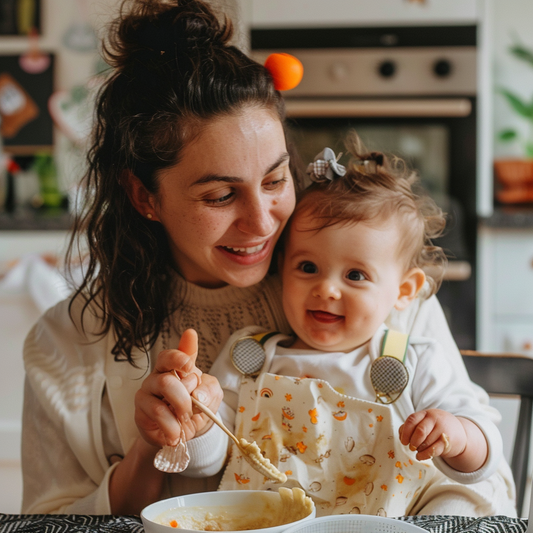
<box><xmin>281</xmin><ymin>211</ymin><xmax>411</xmax><ymax>352</ymax></box>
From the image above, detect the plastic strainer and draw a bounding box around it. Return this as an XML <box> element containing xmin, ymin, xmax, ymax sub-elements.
<box><xmin>283</xmin><ymin>515</ymin><xmax>427</xmax><ymax>533</ymax></box>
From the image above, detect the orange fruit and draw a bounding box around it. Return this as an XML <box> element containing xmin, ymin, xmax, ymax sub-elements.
<box><xmin>264</xmin><ymin>53</ymin><xmax>304</xmax><ymax>91</ymax></box>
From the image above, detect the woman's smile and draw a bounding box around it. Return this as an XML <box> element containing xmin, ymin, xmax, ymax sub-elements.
<box><xmin>220</xmin><ymin>242</ymin><xmax>267</xmax><ymax>255</ymax></box>
<box><xmin>217</xmin><ymin>239</ymin><xmax>272</xmax><ymax>265</ymax></box>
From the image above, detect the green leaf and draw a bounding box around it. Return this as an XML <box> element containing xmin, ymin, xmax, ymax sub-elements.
<box><xmin>70</xmin><ymin>85</ymin><xmax>89</xmax><ymax>104</ymax></box>
<box><xmin>510</xmin><ymin>44</ymin><xmax>533</xmax><ymax>68</ymax></box>
<box><xmin>526</xmin><ymin>143</ymin><xmax>533</xmax><ymax>158</ymax></box>
<box><xmin>499</xmin><ymin>89</ymin><xmax>533</xmax><ymax>119</ymax></box>
<box><xmin>499</xmin><ymin>129</ymin><xmax>518</xmax><ymax>141</ymax></box>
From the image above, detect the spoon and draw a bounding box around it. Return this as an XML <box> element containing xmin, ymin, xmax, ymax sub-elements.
<box><xmin>175</xmin><ymin>370</ymin><xmax>287</xmax><ymax>483</ymax></box>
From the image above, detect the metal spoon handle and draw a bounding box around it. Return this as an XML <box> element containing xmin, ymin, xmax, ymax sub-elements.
<box><xmin>171</xmin><ymin>369</ymin><xmax>240</xmax><ymax>446</ymax></box>
<box><xmin>190</xmin><ymin>395</ymin><xmax>240</xmax><ymax>447</ymax></box>
<box><xmin>173</xmin><ymin>371</ymin><xmax>286</xmax><ymax>483</ymax></box>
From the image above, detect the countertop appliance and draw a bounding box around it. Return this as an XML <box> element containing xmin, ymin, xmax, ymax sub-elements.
<box><xmin>252</xmin><ymin>24</ymin><xmax>479</xmax><ymax>349</ymax></box>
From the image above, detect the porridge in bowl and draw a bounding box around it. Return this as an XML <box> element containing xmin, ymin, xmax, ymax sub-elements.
<box><xmin>141</xmin><ymin>488</ymin><xmax>315</xmax><ymax>533</ymax></box>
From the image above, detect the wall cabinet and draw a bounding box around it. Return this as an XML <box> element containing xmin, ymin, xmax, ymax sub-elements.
<box><xmin>477</xmin><ymin>225</ymin><xmax>533</xmax><ymax>482</ymax></box>
<box><xmin>249</xmin><ymin>0</ymin><xmax>479</xmax><ymax>28</ymax></box>
<box><xmin>492</xmin><ymin>232</ymin><xmax>533</xmax><ymax>317</ymax></box>
<box><xmin>478</xmin><ymin>226</ymin><xmax>533</xmax><ymax>353</ymax></box>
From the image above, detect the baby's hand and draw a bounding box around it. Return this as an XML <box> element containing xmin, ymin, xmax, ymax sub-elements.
<box><xmin>398</xmin><ymin>409</ymin><xmax>467</xmax><ymax>462</ymax></box>
<box><xmin>134</xmin><ymin>329</ymin><xmax>223</xmax><ymax>448</ymax></box>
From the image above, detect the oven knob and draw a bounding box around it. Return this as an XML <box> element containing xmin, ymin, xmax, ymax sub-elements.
<box><xmin>434</xmin><ymin>59</ymin><xmax>453</xmax><ymax>77</ymax></box>
<box><xmin>378</xmin><ymin>60</ymin><xmax>396</xmax><ymax>78</ymax></box>
<box><xmin>330</xmin><ymin>62</ymin><xmax>349</xmax><ymax>81</ymax></box>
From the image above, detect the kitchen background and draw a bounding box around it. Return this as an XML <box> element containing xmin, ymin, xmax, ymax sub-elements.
<box><xmin>0</xmin><ymin>0</ymin><xmax>532</xmax><ymax>515</ymax></box>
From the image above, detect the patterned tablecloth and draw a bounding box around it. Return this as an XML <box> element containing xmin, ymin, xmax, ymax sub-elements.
<box><xmin>0</xmin><ymin>514</ymin><xmax>528</xmax><ymax>533</ymax></box>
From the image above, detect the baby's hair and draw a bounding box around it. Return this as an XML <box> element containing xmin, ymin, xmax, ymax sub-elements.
<box><xmin>293</xmin><ymin>131</ymin><xmax>448</xmax><ymax>297</ymax></box>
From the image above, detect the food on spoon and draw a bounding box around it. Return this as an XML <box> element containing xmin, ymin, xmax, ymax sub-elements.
<box><xmin>238</xmin><ymin>438</ymin><xmax>287</xmax><ymax>483</ymax></box>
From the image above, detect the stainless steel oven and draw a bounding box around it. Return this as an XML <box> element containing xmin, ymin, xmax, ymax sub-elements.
<box><xmin>252</xmin><ymin>25</ymin><xmax>478</xmax><ymax>349</ymax></box>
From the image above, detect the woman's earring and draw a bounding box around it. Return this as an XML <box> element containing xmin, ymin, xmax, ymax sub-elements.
<box><xmin>146</xmin><ymin>213</ymin><xmax>153</xmax><ymax>219</ymax></box>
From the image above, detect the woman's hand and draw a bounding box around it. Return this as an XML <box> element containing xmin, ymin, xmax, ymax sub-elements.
<box><xmin>398</xmin><ymin>408</ymin><xmax>488</xmax><ymax>472</ymax></box>
<box><xmin>113</xmin><ymin>331</ymin><xmax>223</xmax><ymax>514</ymax></box>
<box><xmin>134</xmin><ymin>328</ymin><xmax>223</xmax><ymax>447</ymax></box>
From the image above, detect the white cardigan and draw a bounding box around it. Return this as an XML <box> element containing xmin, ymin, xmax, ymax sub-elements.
<box><xmin>22</xmin><ymin>274</ymin><xmax>291</xmax><ymax>513</ymax></box>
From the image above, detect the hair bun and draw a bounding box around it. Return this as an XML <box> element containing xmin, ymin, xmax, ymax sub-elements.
<box><xmin>135</xmin><ymin>0</ymin><xmax>230</xmax><ymax>56</ymax></box>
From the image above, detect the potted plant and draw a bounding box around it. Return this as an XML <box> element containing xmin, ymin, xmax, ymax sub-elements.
<box><xmin>495</xmin><ymin>42</ymin><xmax>533</xmax><ymax>203</ymax></box>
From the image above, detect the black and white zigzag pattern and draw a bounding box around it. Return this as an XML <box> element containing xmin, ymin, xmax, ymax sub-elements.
<box><xmin>399</xmin><ymin>515</ymin><xmax>527</xmax><ymax>533</ymax></box>
<box><xmin>0</xmin><ymin>514</ymin><xmax>527</xmax><ymax>533</ymax></box>
<box><xmin>0</xmin><ymin>514</ymin><xmax>144</xmax><ymax>533</ymax></box>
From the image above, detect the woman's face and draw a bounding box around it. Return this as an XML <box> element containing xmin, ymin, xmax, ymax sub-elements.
<box><xmin>151</xmin><ymin>107</ymin><xmax>296</xmax><ymax>288</ymax></box>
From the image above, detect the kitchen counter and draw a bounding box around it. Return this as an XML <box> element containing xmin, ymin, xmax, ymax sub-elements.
<box><xmin>481</xmin><ymin>206</ymin><xmax>533</xmax><ymax>228</ymax></box>
<box><xmin>1</xmin><ymin>205</ymin><xmax>532</xmax><ymax>231</ymax></box>
<box><xmin>0</xmin><ymin>208</ymin><xmax>72</xmax><ymax>231</ymax></box>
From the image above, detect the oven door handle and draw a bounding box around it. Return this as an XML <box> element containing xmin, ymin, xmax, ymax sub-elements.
<box><xmin>426</xmin><ymin>260</ymin><xmax>472</xmax><ymax>282</ymax></box>
<box><xmin>284</xmin><ymin>98</ymin><xmax>472</xmax><ymax>118</ymax></box>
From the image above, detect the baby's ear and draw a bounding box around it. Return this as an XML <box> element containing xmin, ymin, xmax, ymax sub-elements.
<box><xmin>394</xmin><ymin>268</ymin><xmax>426</xmax><ymax>311</ymax></box>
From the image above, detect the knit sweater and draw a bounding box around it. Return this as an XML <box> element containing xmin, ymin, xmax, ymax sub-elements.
<box><xmin>155</xmin><ymin>274</ymin><xmax>292</xmax><ymax>372</ymax></box>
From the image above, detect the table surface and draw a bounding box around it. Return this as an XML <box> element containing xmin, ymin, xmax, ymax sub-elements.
<box><xmin>0</xmin><ymin>514</ymin><xmax>528</xmax><ymax>533</ymax></box>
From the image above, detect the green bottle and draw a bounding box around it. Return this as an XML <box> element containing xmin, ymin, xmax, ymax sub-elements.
<box><xmin>33</xmin><ymin>152</ymin><xmax>63</xmax><ymax>208</ymax></box>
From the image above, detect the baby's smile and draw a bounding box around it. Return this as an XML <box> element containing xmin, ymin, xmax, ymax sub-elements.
<box><xmin>307</xmin><ymin>310</ymin><xmax>344</xmax><ymax>323</ymax></box>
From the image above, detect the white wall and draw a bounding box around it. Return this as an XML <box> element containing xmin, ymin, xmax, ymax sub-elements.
<box><xmin>492</xmin><ymin>0</ymin><xmax>533</xmax><ymax>158</ymax></box>
<box><xmin>0</xmin><ymin>232</ymin><xmax>69</xmax><ymax>513</ymax></box>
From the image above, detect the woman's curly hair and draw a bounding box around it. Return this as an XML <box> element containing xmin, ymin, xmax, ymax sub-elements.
<box><xmin>66</xmin><ymin>0</ymin><xmax>301</xmax><ymax>365</ymax></box>
<box><xmin>292</xmin><ymin>131</ymin><xmax>448</xmax><ymax>297</ymax></box>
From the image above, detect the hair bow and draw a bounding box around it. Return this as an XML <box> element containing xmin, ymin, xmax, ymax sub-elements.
<box><xmin>306</xmin><ymin>148</ymin><xmax>346</xmax><ymax>183</ymax></box>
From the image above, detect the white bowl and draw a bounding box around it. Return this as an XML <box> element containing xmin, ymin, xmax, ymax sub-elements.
<box><xmin>283</xmin><ymin>515</ymin><xmax>428</xmax><ymax>533</ymax></box>
<box><xmin>141</xmin><ymin>489</ymin><xmax>317</xmax><ymax>533</ymax></box>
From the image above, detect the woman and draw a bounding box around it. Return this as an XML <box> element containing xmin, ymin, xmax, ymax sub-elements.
<box><xmin>21</xmin><ymin>0</ymin><xmax>514</xmax><ymax>516</ymax></box>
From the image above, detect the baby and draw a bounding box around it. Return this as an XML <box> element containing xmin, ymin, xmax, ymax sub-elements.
<box><xmin>184</xmin><ymin>133</ymin><xmax>514</xmax><ymax>516</ymax></box>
